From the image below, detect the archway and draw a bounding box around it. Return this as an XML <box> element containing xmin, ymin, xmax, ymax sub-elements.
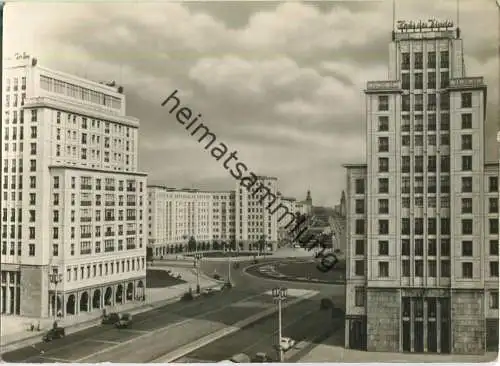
<box><xmin>126</xmin><ymin>282</ymin><xmax>133</xmax><ymax>301</ymax></box>
<box><xmin>92</xmin><ymin>289</ymin><xmax>101</xmax><ymax>309</ymax></box>
<box><xmin>80</xmin><ymin>291</ymin><xmax>89</xmax><ymax>312</ymax></box>
<box><xmin>137</xmin><ymin>280</ymin><xmax>145</xmax><ymax>301</ymax></box>
<box><xmin>116</xmin><ymin>284</ymin><xmax>123</xmax><ymax>304</ymax></box>
<box><xmin>104</xmin><ymin>287</ymin><xmax>112</xmax><ymax>306</ymax></box>
<box><xmin>66</xmin><ymin>295</ymin><xmax>75</xmax><ymax>315</ymax></box>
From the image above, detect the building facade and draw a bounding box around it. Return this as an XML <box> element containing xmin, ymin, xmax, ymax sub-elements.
<box><xmin>1</xmin><ymin>54</ymin><xmax>147</xmax><ymax>317</ymax></box>
<box><xmin>343</xmin><ymin>24</ymin><xmax>498</xmax><ymax>354</ymax></box>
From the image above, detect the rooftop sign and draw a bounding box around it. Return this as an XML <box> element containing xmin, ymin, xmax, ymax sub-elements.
<box><xmin>396</xmin><ymin>19</ymin><xmax>454</xmax><ymax>32</ymax></box>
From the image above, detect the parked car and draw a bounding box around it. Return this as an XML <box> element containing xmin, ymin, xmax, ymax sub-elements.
<box><xmin>279</xmin><ymin>337</ymin><xmax>296</xmax><ymax>352</ymax></box>
<box><xmin>320</xmin><ymin>298</ymin><xmax>333</xmax><ymax>310</ymax></box>
<box><xmin>213</xmin><ymin>273</ymin><xmax>221</xmax><ymax>280</ymax></box>
<box><xmin>42</xmin><ymin>326</ymin><xmax>65</xmax><ymax>342</ymax></box>
<box><xmin>101</xmin><ymin>312</ymin><xmax>120</xmax><ymax>325</ymax></box>
<box><xmin>229</xmin><ymin>353</ymin><xmax>251</xmax><ymax>363</ymax></box>
<box><xmin>203</xmin><ymin>288</ymin><xmax>215</xmax><ymax>296</ymax></box>
<box><xmin>115</xmin><ymin>313</ymin><xmax>132</xmax><ymax>328</ymax></box>
<box><xmin>252</xmin><ymin>352</ymin><xmax>272</xmax><ymax>363</ymax></box>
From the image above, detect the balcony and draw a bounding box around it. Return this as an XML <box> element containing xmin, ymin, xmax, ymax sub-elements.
<box><xmin>80</xmin><ymin>184</ymin><xmax>92</xmax><ymax>190</ymax></box>
<box><xmin>105</xmin><ymin>231</ymin><xmax>115</xmax><ymax>237</ymax></box>
<box><xmin>105</xmin><ymin>201</ymin><xmax>115</xmax><ymax>207</ymax></box>
<box><xmin>127</xmin><ymin>186</ymin><xmax>136</xmax><ymax>192</ymax></box>
<box><xmin>126</xmin><ymin>244</ymin><xmax>136</xmax><ymax>250</ymax></box>
<box><xmin>80</xmin><ymin>201</ymin><xmax>92</xmax><ymax>206</ymax></box>
<box><xmin>81</xmin><ymin>217</ymin><xmax>92</xmax><ymax>222</ymax></box>
<box><xmin>365</xmin><ymin>80</ymin><xmax>402</xmax><ymax>93</ymax></box>
<box><xmin>126</xmin><ymin>216</ymin><xmax>136</xmax><ymax>221</ymax></box>
<box><xmin>81</xmin><ymin>233</ymin><xmax>92</xmax><ymax>239</ymax></box>
<box><xmin>448</xmin><ymin>77</ymin><xmax>486</xmax><ymax>90</ymax></box>
<box><xmin>126</xmin><ymin>230</ymin><xmax>136</xmax><ymax>235</ymax></box>
<box><xmin>105</xmin><ymin>186</ymin><xmax>115</xmax><ymax>191</ymax></box>
<box><xmin>104</xmin><ymin>216</ymin><xmax>115</xmax><ymax>222</ymax></box>
<box><xmin>127</xmin><ymin>202</ymin><xmax>136</xmax><ymax>207</ymax></box>
<box><xmin>104</xmin><ymin>246</ymin><xmax>115</xmax><ymax>253</ymax></box>
<box><xmin>80</xmin><ymin>248</ymin><xmax>92</xmax><ymax>255</ymax></box>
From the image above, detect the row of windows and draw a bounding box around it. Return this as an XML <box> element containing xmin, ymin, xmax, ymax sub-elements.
<box><xmin>66</xmin><ymin>257</ymin><xmax>145</xmax><ymax>283</ymax></box>
<box><xmin>378</xmin><ymin>92</ymin><xmax>472</xmax><ymax>112</ymax></box>
<box><xmin>378</xmin><ymin>135</ymin><xmax>473</xmax><ymax>152</ymax></box>
<box><xmin>353</xmin><ymin>218</ymin><xmax>498</xmax><ymax>236</ymax></box>
<box><xmin>352</xmin><ymin>259</ymin><xmax>498</xmax><ymax>279</ymax></box>
<box><xmin>353</xmin><ymin>238</ymin><xmax>499</xmax><ymax>257</ymax></box>
<box><xmin>401</xmin><ymin>51</ymin><xmax>449</xmax><ymax>70</ymax></box>
<box><xmin>377</xmin><ymin>113</ymin><xmax>474</xmax><ymax>132</ymax></box>
<box><xmin>4</xmin><ymin>77</ymin><xmax>27</xmax><ymax>92</ymax></box>
<box><xmin>354</xmin><ymin>197</ymin><xmax>498</xmax><ymax>215</ymax></box>
<box><xmin>52</xmin><ymin>176</ymin><xmax>142</xmax><ymax>192</ymax></box>
<box><xmin>401</xmin><ymin>71</ymin><xmax>450</xmax><ymax>90</ymax></box>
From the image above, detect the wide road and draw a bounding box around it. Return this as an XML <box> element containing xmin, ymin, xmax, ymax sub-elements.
<box><xmin>175</xmin><ymin>294</ymin><xmax>339</xmax><ymax>363</ymax></box>
<box><xmin>2</xmin><ymin>259</ymin><xmax>343</xmax><ymax>363</ymax></box>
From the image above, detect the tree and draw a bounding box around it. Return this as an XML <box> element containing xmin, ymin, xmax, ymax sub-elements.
<box><xmin>257</xmin><ymin>235</ymin><xmax>266</xmax><ymax>253</ymax></box>
<box><xmin>230</xmin><ymin>238</ymin><xmax>236</xmax><ymax>251</ymax></box>
<box><xmin>213</xmin><ymin>241</ymin><xmax>219</xmax><ymax>251</ymax></box>
<box><xmin>188</xmin><ymin>236</ymin><xmax>197</xmax><ymax>252</ymax></box>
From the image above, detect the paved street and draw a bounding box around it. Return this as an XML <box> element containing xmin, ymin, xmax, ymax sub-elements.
<box><xmin>175</xmin><ymin>294</ymin><xmax>334</xmax><ymax>363</ymax></box>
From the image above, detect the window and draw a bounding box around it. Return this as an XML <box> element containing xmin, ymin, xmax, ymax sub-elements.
<box><xmin>378</xmin><ymin>158</ymin><xmax>389</xmax><ymax>172</ymax></box>
<box><xmin>462</xmin><ymin>219</ymin><xmax>473</xmax><ymax>235</ymax></box>
<box><xmin>427</xmin><ymin>94</ymin><xmax>436</xmax><ymax>111</ymax></box>
<box><xmin>378</xmin><ymin>262</ymin><xmax>389</xmax><ymax>277</ymax></box>
<box><xmin>490</xmin><ymin>219</ymin><xmax>498</xmax><ymax>235</ymax></box>
<box><xmin>462</xmin><ymin>262</ymin><xmax>473</xmax><ymax>278</ymax></box>
<box><xmin>355</xmin><ymin>220</ymin><xmax>364</xmax><ymax>235</ymax></box>
<box><xmin>378</xmin><ymin>137</ymin><xmax>389</xmax><ymax>152</ymax></box>
<box><xmin>415</xmin><ymin>73</ymin><xmax>423</xmax><ymax>89</ymax></box>
<box><xmin>462</xmin><ymin>177</ymin><xmax>473</xmax><ymax>192</ymax></box>
<box><xmin>441</xmin><ymin>239</ymin><xmax>450</xmax><ymax>256</ymax></box>
<box><xmin>414</xmin><ymin>94</ymin><xmax>423</xmax><ymax>111</ymax></box>
<box><xmin>31</xmin><ymin>110</ymin><xmax>37</xmax><ymax>122</ymax></box>
<box><xmin>427</xmin><ymin>52</ymin><xmax>436</xmax><ymax>68</ymax></box>
<box><xmin>461</xmin><ymin>135</ymin><xmax>472</xmax><ymax>150</ymax></box>
<box><xmin>441</xmin><ymin>260</ymin><xmax>450</xmax><ymax>277</ymax></box>
<box><xmin>401</xmin><ymin>218</ymin><xmax>410</xmax><ymax>235</ymax></box>
<box><xmin>355</xmin><ymin>199</ymin><xmax>364</xmax><ymax>214</ymax></box>
<box><xmin>490</xmin><ymin>292</ymin><xmax>499</xmax><ymax>309</ymax></box>
<box><xmin>428</xmin><ymin>260</ymin><xmax>437</xmax><ymax>277</ymax></box>
<box><xmin>461</xmin><ymin>198</ymin><xmax>473</xmax><ymax>213</ymax></box>
<box><xmin>378</xmin><ymin>178</ymin><xmax>389</xmax><ymax>193</ymax></box>
<box><xmin>378</xmin><ymin>96</ymin><xmax>389</xmax><ymax>111</ymax></box>
<box><xmin>354</xmin><ymin>260</ymin><xmax>364</xmax><ymax>276</ymax></box>
<box><xmin>490</xmin><ymin>240</ymin><xmax>499</xmax><ymax>256</ymax></box>
<box><xmin>427</xmin><ymin>156</ymin><xmax>436</xmax><ymax>172</ymax></box>
<box><xmin>441</xmin><ymin>218</ymin><xmax>450</xmax><ymax>235</ymax></box>
<box><xmin>490</xmin><ymin>262</ymin><xmax>498</xmax><ymax>277</ymax></box>
<box><xmin>414</xmin><ymin>52</ymin><xmax>423</xmax><ymax>69</ymax></box>
<box><xmin>490</xmin><ymin>198</ymin><xmax>499</xmax><ymax>214</ymax></box>
<box><xmin>489</xmin><ymin>177</ymin><xmax>498</xmax><ymax>192</ymax></box>
<box><xmin>355</xmin><ymin>179</ymin><xmax>364</xmax><ymax>194</ymax></box>
<box><xmin>378</xmin><ymin>116</ymin><xmax>389</xmax><ymax>131</ymax></box>
<box><xmin>378</xmin><ymin>199</ymin><xmax>389</xmax><ymax>214</ymax></box>
<box><xmin>402</xmin><ymin>260</ymin><xmax>410</xmax><ymax>276</ymax></box>
<box><xmin>355</xmin><ymin>240</ymin><xmax>364</xmax><ymax>255</ymax></box>
<box><xmin>415</xmin><ymin>260</ymin><xmax>424</xmax><ymax>277</ymax></box>
<box><xmin>428</xmin><ymin>135</ymin><xmax>436</xmax><ymax>145</ymax></box>
<box><xmin>461</xmin><ymin>92</ymin><xmax>472</xmax><ymax>108</ymax></box>
<box><xmin>379</xmin><ymin>220</ymin><xmax>389</xmax><ymax>235</ymax></box>
<box><xmin>462</xmin><ymin>241</ymin><xmax>473</xmax><ymax>256</ymax></box>
<box><xmin>415</xmin><ymin>156</ymin><xmax>424</xmax><ymax>173</ymax></box>
<box><xmin>461</xmin><ymin>156</ymin><xmax>473</xmax><ymax>171</ymax></box>
<box><xmin>428</xmin><ymin>239</ymin><xmax>437</xmax><ymax>256</ymax></box>
<box><xmin>440</xmin><ymin>51</ymin><xmax>449</xmax><ymax>68</ymax></box>
<box><xmin>401</xmin><ymin>53</ymin><xmax>410</xmax><ymax>70</ymax></box>
<box><xmin>440</xmin><ymin>155</ymin><xmax>450</xmax><ymax>173</ymax></box>
<box><xmin>402</xmin><ymin>73</ymin><xmax>410</xmax><ymax>89</ymax></box>
<box><xmin>354</xmin><ymin>288</ymin><xmax>365</xmax><ymax>307</ymax></box>
<box><xmin>428</xmin><ymin>218</ymin><xmax>436</xmax><ymax>235</ymax></box>
<box><xmin>402</xmin><ymin>135</ymin><xmax>410</xmax><ymax>146</ymax></box>
<box><xmin>379</xmin><ymin>240</ymin><xmax>389</xmax><ymax>255</ymax></box>
<box><xmin>440</xmin><ymin>94</ymin><xmax>449</xmax><ymax>110</ymax></box>
<box><xmin>440</xmin><ymin>71</ymin><xmax>449</xmax><ymax>88</ymax></box>
<box><xmin>401</xmin><ymin>156</ymin><xmax>410</xmax><ymax>173</ymax></box>
<box><xmin>402</xmin><ymin>95</ymin><xmax>410</xmax><ymax>112</ymax></box>
<box><xmin>427</xmin><ymin>72</ymin><xmax>436</xmax><ymax>89</ymax></box>
<box><xmin>461</xmin><ymin>113</ymin><xmax>472</xmax><ymax>129</ymax></box>
<box><xmin>29</xmin><ymin>244</ymin><xmax>35</xmax><ymax>256</ymax></box>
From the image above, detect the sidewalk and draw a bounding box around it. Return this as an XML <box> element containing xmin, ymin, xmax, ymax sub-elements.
<box><xmin>0</xmin><ymin>266</ymin><xmax>220</xmax><ymax>353</ymax></box>
<box><xmin>298</xmin><ymin>329</ymin><xmax>498</xmax><ymax>363</ymax></box>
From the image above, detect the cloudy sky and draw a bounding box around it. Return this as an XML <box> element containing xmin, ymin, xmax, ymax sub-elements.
<box><xmin>4</xmin><ymin>0</ymin><xmax>499</xmax><ymax>207</ymax></box>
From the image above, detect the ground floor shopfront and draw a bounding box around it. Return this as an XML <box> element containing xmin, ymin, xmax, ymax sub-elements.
<box><xmin>1</xmin><ymin>265</ymin><xmax>145</xmax><ymax>318</ymax></box>
<box><xmin>345</xmin><ymin>288</ymin><xmax>498</xmax><ymax>355</ymax></box>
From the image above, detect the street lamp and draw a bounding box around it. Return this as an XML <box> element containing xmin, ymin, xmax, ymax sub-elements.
<box><xmin>48</xmin><ymin>270</ymin><xmax>63</xmax><ymax>319</ymax></box>
<box><xmin>272</xmin><ymin>287</ymin><xmax>287</xmax><ymax>362</ymax></box>
<box><xmin>193</xmin><ymin>253</ymin><xmax>203</xmax><ymax>294</ymax></box>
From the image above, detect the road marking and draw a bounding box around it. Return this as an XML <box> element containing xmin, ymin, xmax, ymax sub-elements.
<box><xmin>94</xmin><ymin>340</ymin><xmax>120</xmax><ymax>345</ymax></box>
<box><xmin>75</xmin><ymin>292</ymin><xmax>272</xmax><ymax>362</ymax></box>
<box><xmin>41</xmin><ymin>356</ymin><xmax>73</xmax><ymax>362</ymax></box>
<box><xmin>120</xmin><ymin>329</ymin><xmax>149</xmax><ymax>334</ymax></box>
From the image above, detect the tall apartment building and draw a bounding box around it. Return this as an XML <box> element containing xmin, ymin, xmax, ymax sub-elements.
<box><xmin>235</xmin><ymin>176</ymin><xmax>279</xmax><ymax>251</ymax></box>
<box><xmin>211</xmin><ymin>190</ymin><xmax>235</xmax><ymax>244</ymax></box>
<box><xmin>343</xmin><ymin>23</ymin><xmax>499</xmax><ymax>354</ymax></box>
<box><xmin>1</xmin><ymin>53</ymin><xmax>148</xmax><ymax>317</ymax></box>
<box><xmin>147</xmin><ymin>186</ymin><xmax>213</xmax><ymax>257</ymax></box>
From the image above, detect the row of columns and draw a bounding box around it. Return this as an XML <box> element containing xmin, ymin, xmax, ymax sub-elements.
<box><xmin>0</xmin><ymin>271</ymin><xmax>20</xmax><ymax>314</ymax></box>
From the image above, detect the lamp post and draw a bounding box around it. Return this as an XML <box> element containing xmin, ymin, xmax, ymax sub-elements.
<box><xmin>194</xmin><ymin>253</ymin><xmax>202</xmax><ymax>294</ymax></box>
<box><xmin>272</xmin><ymin>287</ymin><xmax>287</xmax><ymax>362</ymax></box>
<box><xmin>226</xmin><ymin>243</ymin><xmax>232</xmax><ymax>284</ymax></box>
<box><xmin>49</xmin><ymin>270</ymin><xmax>63</xmax><ymax>319</ymax></box>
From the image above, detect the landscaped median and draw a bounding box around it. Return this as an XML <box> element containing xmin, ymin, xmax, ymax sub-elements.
<box><xmin>150</xmin><ymin>290</ymin><xmax>319</xmax><ymax>363</ymax></box>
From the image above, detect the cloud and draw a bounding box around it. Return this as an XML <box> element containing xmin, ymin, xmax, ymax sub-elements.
<box><xmin>4</xmin><ymin>0</ymin><xmax>498</xmax><ymax>206</ymax></box>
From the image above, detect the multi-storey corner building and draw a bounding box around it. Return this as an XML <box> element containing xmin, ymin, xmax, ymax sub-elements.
<box><xmin>1</xmin><ymin>53</ymin><xmax>148</xmax><ymax>317</ymax></box>
<box><xmin>343</xmin><ymin>23</ymin><xmax>499</xmax><ymax>354</ymax></box>
<box><xmin>235</xmin><ymin>176</ymin><xmax>278</xmax><ymax>251</ymax></box>
<box><xmin>147</xmin><ymin>186</ymin><xmax>235</xmax><ymax>257</ymax></box>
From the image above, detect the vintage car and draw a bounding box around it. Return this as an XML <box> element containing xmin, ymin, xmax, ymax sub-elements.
<box><xmin>42</xmin><ymin>327</ymin><xmax>65</xmax><ymax>342</ymax></box>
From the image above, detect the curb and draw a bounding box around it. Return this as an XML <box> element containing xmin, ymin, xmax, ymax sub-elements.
<box><xmin>0</xmin><ymin>283</ymin><xmax>218</xmax><ymax>354</ymax></box>
<box><xmin>152</xmin><ymin>290</ymin><xmax>318</xmax><ymax>363</ymax></box>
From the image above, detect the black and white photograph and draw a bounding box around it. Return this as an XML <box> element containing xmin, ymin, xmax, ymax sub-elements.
<box><xmin>0</xmin><ymin>0</ymin><xmax>498</xmax><ymax>363</ymax></box>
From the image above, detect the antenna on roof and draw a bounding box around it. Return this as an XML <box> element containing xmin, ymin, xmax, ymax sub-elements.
<box><xmin>392</xmin><ymin>0</ymin><xmax>396</xmax><ymax>31</ymax></box>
